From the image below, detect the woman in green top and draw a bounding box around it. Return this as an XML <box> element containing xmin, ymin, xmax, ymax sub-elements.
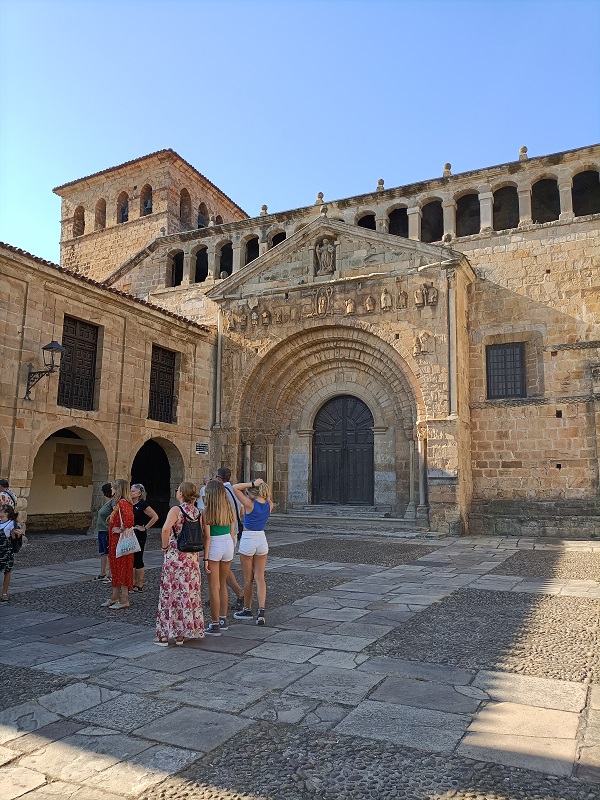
<box><xmin>94</xmin><ymin>483</ymin><xmax>114</xmax><ymax>582</ymax></box>
<box><xmin>201</xmin><ymin>480</ymin><xmax>236</xmax><ymax>636</ymax></box>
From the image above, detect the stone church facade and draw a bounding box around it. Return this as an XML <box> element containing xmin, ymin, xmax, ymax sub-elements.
<box><xmin>1</xmin><ymin>145</ymin><xmax>599</xmax><ymax>535</ymax></box>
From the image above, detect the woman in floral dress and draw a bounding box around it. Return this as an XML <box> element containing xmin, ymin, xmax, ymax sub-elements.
<box><xmin>155</xmin><ymin>482</ymin><xmax>205</xmax><ymax>645</ymax></box>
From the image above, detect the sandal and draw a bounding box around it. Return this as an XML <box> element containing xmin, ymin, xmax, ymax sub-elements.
<box><xmin>131</xmin><ymin>586</ymin><xmax>143</xmax><ymax>593</ymax></box>
<box><xmin>93</xmin><ymin>574</ymin><xmax>107</xmax><ymax>581</ymax></box>
<box><xmin>153</xmin><ymin>638</ymin><xmax>168</xmax><ymax>646</ymax></box>
<box><xmin>175</xmin><ymin>638</ymin><xmax>185</xmax><ymax>646</ymax></box>
<box><xmin>100</xmin><ymin>599</ymin><xmax>115</xmax><ymax>607</ymax></box>
<box><xmin>109</xmin><ymin>601</ymin><xmax>130</xmax><ymax>610</ymax></box>
<box><xmin>1</xmin><ymin>594</ymin><xmax>8</xmax><ymax>602</ymax></box>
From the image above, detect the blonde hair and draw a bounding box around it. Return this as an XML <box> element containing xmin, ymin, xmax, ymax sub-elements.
<box><xmin>203</xmin><ymin>480</ymin><xmax>235</xmax><ymax>526</ymax></box>
<box><xmin>111</xmin><ymin>479</ymin><xmax>131</xmax><ymax>503</ymax></box>
<box><xmin>249</xmin><ymin>482</ymin><xmax>272</xmax><ymax>502</ymax></box>
<box><xmin>179</xmin><ymin>481</ymin><xmax>199</xmax><ymax>504</ymax></box>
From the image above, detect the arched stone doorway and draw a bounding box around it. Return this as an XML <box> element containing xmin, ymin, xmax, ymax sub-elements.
<box><xmin>28</xmin><ymin>426</ymin><xmax>110</xmax><ymax>532</ymax></box>
<box><xmin>312</xmin><ymin>396</ymin><xmax>374</xmax><ymax>505</ymax></box>
<box><xmin>131</xmin><ymin>438</ymin><xmax>184</xmax><ymax>525</ymax></box>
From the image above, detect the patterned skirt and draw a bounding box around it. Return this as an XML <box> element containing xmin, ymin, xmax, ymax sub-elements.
<box><xmin>155</xmin><ymin>547</ymin><xmax>205</xmax><ymax>641</ymax></box>
<box><xmin>0</xmin><ymin>535</ymin><xmax>14</xmax><ymax>573</ymax></box>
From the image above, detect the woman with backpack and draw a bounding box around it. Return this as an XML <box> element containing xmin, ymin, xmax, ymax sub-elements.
<box><xmin>155</xmin><ymin>482</ymin><xmax>205</xmax><ymax>646</ymax></box>
<box><xmin>202</xmin><ymin>480</ymin><xmax>236</xmax><ymax>636</ymax></box>
<box><xmin>0</xmin><ymin>503</ymin><xmax>21</xmax><ymax>602</ymax></box>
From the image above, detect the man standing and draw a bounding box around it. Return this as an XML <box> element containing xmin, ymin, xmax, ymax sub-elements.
<box><xmin>215</xmin><ymin>467</ymin><xmax>245</xmax><ymax>612</ymax></box>
<box><xmin>0</xmin><ymin>480</ymin><xmax>16</xmax><ymax>509</ymax></box>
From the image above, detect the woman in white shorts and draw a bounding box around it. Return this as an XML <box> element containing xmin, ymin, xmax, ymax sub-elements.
<box><xmin>201</xmin><ymin>480</ymin><xmax>236</xmax><ymax>636</ymax></box>
<box><xmin>232</xmin><ymin>478</ymin><xmax>273</xmax><ymax>626</ymax></box>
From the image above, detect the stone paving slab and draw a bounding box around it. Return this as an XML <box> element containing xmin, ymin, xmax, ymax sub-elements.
<box><xmin>23</xmin><ymin>616</ymin><xmax>104</xmax><ymax>637</ymax></box>
<box><xmin>4</xmin><ymin>719</ymin><xmax>86</xmax><ymax>755</ymax></box>
<box><xmin>469</xmin><ymin>700</ymin><xmax>580</xmax><ymax>739</ymax></box>
<box><xmin>245</xmin><ymin>641</ymin><xmax>321</xmax><ymax>663</ymax></box>
<box><xmin>0</xmin><ymin>642</ymin><xmax>79</xmax><ymax>668</ymax></box>
<box><xmin>133</xmin><ymin>648</ymin><xmax>239</xmax><ymax>674</ymax></box>
<box><xmin>0</xmin><ymin>701</ymin><xmax>61</xmax><ymax>744</ymax></box>
<box><xmin>0</xmin><ymin>744</ymin><xmax>17</xmax><ymax>765</ymax></box>
<box><xmin>370</xmin><ymin>676</ymin><xmax>481</xmax><ymax>714</ymax></box>
<box><xmin>299</xmin><ymin>606</ymin><xmax>370</xmax><ymax>622</ymax></box>
<box><xmin>0</xmin><ymin>765</ymin><xmax>47</xmax><ymax>800</ymax></box>
<box><xmin>240</xmin><ymin>693</ymin><xmax>321</xmax><ymax>724</ymax></box>
<box><xmin>73</xmin><ymin>692</ymin><xmax>180</xmax><ymax>733</ymax></box>
<box><xmin>35</xmin><ymin>652</ymin><xmax>121</xmax><ymax>679</ymax></box>
<box><xmin>268</xmin><ymin>629</ymin><xmax>377</xmax><ymax>652</ymax></box>
<box><xmin>215</xmin><ymin>657</ymin><xmax>314</xmax><ymax>690</ymax></box>
<box><xmin>308</xmin><ymin>650</ymin><xmax>370</xmax><ymax>669</ymax></box>
<box><xmin>19</xmin><ymin>727</ymin><xmax>152</xmax><ymax>782</ymax></box>
<box><xmin>89</xmin><ymin>666</ymin><xmax>185</xmax><ymax>695</ymax></box>
<box><xmin>357</xmin><ymin>656</ymin><xmax>474</xmax><ymax>685</ymax></box>
<box><xmin>136</xmin><ymin>707</ymin><xmax>252</xmax><ymax>752</ymax></box>
<box><xmin>458</xmin><ymin>731</ymin><xmax>578</xmax><ymax>777</ymax></box>
<box><xmin>472</xmin><ymin>669</ymin><xmax>588</xmax><ymax>712</ymax></box>
<box><xmin>335</xmin><ymin>699</ymin><xmax>470</xmax><ymax>754</ymax></box>
<box><xmin>36</xmin><ymin>682</ymin><xmax>120</xmax><ymax>717</ymax></box>
<box><xmin>17</xmin><ymin>779</ymin><xmax>126</xmax><ymax>799</ymax></box>
<box><xmin>158</xmin><ymin>679</ymin><xmax>268</xmax><ymax>713</ymax></box>
<box><xmin>283</xmin><ymin>665</ymin><xmax>383</xmax><ymax>705</ymax></box>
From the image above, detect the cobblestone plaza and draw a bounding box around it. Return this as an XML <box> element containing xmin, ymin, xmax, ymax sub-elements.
<box><xmin>1</xmin><ymin>524</ymin><xmax>598</xmax><ymax>799</ymax></box>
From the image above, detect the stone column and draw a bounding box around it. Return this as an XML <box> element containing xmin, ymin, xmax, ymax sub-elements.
<box><xmin>447</xmin><ymin>270</ymin><xmax>458</xmax><ymax>415</ymax></box>
<box><xmin>591</xmin><ymin>365</ymin><xmax>600</xmax><ymax>497</ymax></box>
<box><xmin>213</xmin><ymin>308</ymin><xmax>222</xmax><ymax>427</ymax></box>
<box><xmin>442</xmin><ymin>199</ymin><xmax>455</xmax><ymax>240</ymax></box>
<box><xmin>208</xmin><ymin>243</ymin><xmax>219</xmax><ymax>278</ymax></box>
<box><xmin>408</xmin><ymin>207</ymin><xmax>421</xmax><ymax>241</ymax></box>
<box><xmin>558</xmin><ymin>178</ymin><xmax>574</xmax><ymax>220</ymax></box>
<box><xmin>182</xmin><ymin>250</ymin><xmax>194</xmax><ymax>285</ymax></box>
<box><xmin>243</xmin><ymin>442</ymin><xmax>252</xmax><ymax>482</ymax></box>
<box><xmin>518</xmin><ymin>187</ymin><xmax>532</xmax><ymax>226</ymax></box>
<box><xmin>404</xmin><ymin>438</ymin><xmax>417</xmax><ymax>520</ymax></box>
<box><xmin>376</xmin><ymin>213</ymin><xmax>388</xmax><ymax>233</ymax></box>
<box><xmin>266</xmin><ymin>440</ymin><xmax>274</xmax><ymax>490</ymax></box>
<box><xmin>479</xmin><ymin>191</ymin><xmax>494</xmax><ymax>232</ymax></box>
<box><xmin>416</xmin><ymin>425</ymin><xmax>429</xmax><ymax>523</ymax></box>
<box><xmin>232</xmin><ymin>243</ymin><xmax>243</xmax><ymax>274</ymax></box>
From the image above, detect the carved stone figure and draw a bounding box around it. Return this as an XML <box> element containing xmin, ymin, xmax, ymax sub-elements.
<box><xmin>414</xmin><ymin>285</ymin><xmax>425</xmax><ymax>306</ymax></box>
<box><xmin>425</xmin><ymin>283</ymin><xmax>438</xmax><ymax>305</ymax></box>
<box><xmin>380</xmin><ymin>288</ymin><xmax>392</xmax><ymax>311</ymax></box>
<box><xmin>239</xmin><ymin>314</ymin><xmax>247</xmax><ymax>330</ymax></box>
<box><xmin>345</xmin><ymin>298</ymin><xmax>356</xmax><ymax>315</ymax></box>
<box><xmin>317</xmin><ymin>293</ymin><xmax>327</xmax><ymax>315</ymax></box>
<box><xmin>365</xmin><ymin>295</ymin><xmax>375</xmax><ymax>313</ymax></box>
<box><xmin>275</xmin><ymin>308</ymin><xmax>283</xmax><ymax>324</ymax></box>
<box><xmin>251</xmin><ymin>310</ymin><xmax>259</xmax><ymax>326</ymax></box>
<box><xmin>419</xmin><ymin>331</ymin><xmax>431</xmax><ymax>352</ymax></box>
<box><xmin>396</xmin><ymin>289</ymin><xmax>408</xmax><ymax>310</ymax></box>
<box><xmin>412</xmin><ymin>335</ymin><xmax>421</xmax><ymax>356</ymax></box>
<box><xmin>261</xmin><ymin>310</ymin><xmax>271</xmax><ymax>325</ymax></box>
<box><xmin>315</xmin><ymin>238</ymin><xmax>335</xmax><ymax>275</ymax></box>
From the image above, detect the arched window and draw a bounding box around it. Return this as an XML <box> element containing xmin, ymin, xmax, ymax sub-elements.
<box><xmin>357</xmin><ymin>213</ymin><xmax>376</xmax><ymax>230</ymax></box>
<box><xmin>455</xmin><ymin>193</ymin><xmax>480</xmax><ymax>237</ymax></box>
<box><xmin>572</xmin><ymin>170</ymin><xmax>600</xmax><ymax>217</ymax></box>
<box><xmin>194</xmin><ymin>248</ymin><xmax>208</xmax><ymax>283</ymax></box>
<box><xmin>95</xmin><ymin>198</ymin><xmax>106</xmax><ymax>231</ymax></box>
<box><xmin>219</xmin><ymin>242</ymin><xmax>233</xmax><ymax>277</ymax></box>
<box><xmin>167</xmin><ymin>251</ymin><xmax>184</xmax><ymax>287</ymax></box>
<box><xmin>180</xmin><ymin>189</ymin><xmax>192</xmax><ymax>228</ymax></box>
<box><xmin>388</xmin><ymin>208</ymin><xmax>408</xmax><ymax>238</ymax></box>
<box><xmin>117</xmin><ymin>192</ymin><xmax>129</xmax><ymax>224</ymax></box>
<box><xmin>493</xmin><ymin>186</ymin><xmax>519</xmax><ymax>231</ymax></box>
<box><xmin>140</xmin><ymin>185</ymin><xmax>152</xmax><ymax>216</ymax></box>
<box><xmin>270</xmin><ymin>231</ymin><xmax>286</xmax><ymax>247</ymax></box>
<box><xmin>245</xmin><ymin>236</ymin><xmax>260</xmax><ymax>264</ymax></box>
<box><xmin>531</xmin><ymin>178</ymin><xmax>560</xmax><ymax>223</ymax></box>
<box><xmin>197</xmin><ymin>202</ymin><xmax>208</xmax><ymax>228</ymax></box>
<box><xmin>421</xmin><ymin>200</ymin><xmax>443</xmax><ymax>243</ymax></box>
<box><xmin>73</xmin><ymin>206</ymin><xmax>85</xmax><ymax>237</ymax></box>
<box><xmin>215</xmin><ymin>214</ymin><xmax>223</xmax><ymax>225</ymax></box>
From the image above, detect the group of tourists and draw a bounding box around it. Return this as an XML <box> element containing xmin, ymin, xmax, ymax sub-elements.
<box><xmin>0</xmin><ymin>479</ymin><xmax>24</xmax><ymax>602</ymax></box>
<box><xmin>94</xmin><ymin>468</ymin><xmax>273</xmax><ymax>646</ymax></box>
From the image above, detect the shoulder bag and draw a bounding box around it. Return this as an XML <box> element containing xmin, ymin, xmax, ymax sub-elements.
<box><xmin>115</xmin><ymin>506</ymin><xmax>141</xmax><ymax>558</ymax></box>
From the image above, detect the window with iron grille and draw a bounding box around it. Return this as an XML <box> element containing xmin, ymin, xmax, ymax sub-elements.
<box><xmin>486</xmin><ymin>343</ymin><xmax>526</xmax><ymax>399</ymax></box>
<box><xmin>57</xmin><ymin>317</ymin><xmax>98</xmax><ymax>410</ymax></box>
<box><xmin>148</xmin><ymin>346</ymin><xmax>177</xmax><ymax>423</ymax></box>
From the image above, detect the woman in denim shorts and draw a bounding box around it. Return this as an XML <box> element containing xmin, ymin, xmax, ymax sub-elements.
<box><xmin>232</xmin><ymin>479</ymin><xmax>273</xmax><ymax>626</ymax></box>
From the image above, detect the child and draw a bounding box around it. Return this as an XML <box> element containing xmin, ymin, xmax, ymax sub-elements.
<box><xmin>0</xmin><ymin>503</ymin><xmax>21</xmax><ymax>601</ymax></box>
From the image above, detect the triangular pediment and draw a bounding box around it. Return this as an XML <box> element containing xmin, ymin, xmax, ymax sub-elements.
<box><xmin>205</xmin><ymin>215</ymin><xmax>464</xmax><ymax>302</ymax></box>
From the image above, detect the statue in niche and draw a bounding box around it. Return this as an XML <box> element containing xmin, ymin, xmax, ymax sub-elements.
<box><xmin>380</xmin><ymin>288</ymin><xmax>392</xmax><ymax>311</ymax></box>
<box><xmin>261</xmin><ymin>310</ymin><xmax>271</xmax><ymax>325</ymax></box>
<box><xmin>413</xmin><ymin>335</ymin><xmax>421</xmax><ymax>356</ymax></box>
<box><xmin>239</xmin><ymin>313</ymin><xmax>247</xmax><ymax>330</ymax></box>
<box><xmin>317</xmin><ymin>293</ymin><xmax>327</xmax><ymax>315</ymax></box>
<box><xmin>251</xmin><ymin>310</ymin><xmax>259</xmax><ymax>326</ymax></box>
<box><xmin>345</xmin><ymin>297</ymin><xmax>356</xmax><ymax>315</ymax></box>
<box><xmin>315</xmin><ymin>238</ymin><xmax>335</xmax><ymax>275</ymax></box>
<box><xmin>365</xmin><ymin>295</ymin><xmax>375</xmax><ymax>313</ymax></box>
<box><xmin>414</xmin><ymin>285</ymin><xmax>425</xmax><ymax>306</ymax></box>
<box><xmin>396</xmin><ymin>289</ymin><xmax>408</xmax><ymax>310</ymax></box>
<box><xmin>228</xmin><ymin>313</ymin><xmax>236</xmax><ymax>331</ymax></box>
<box><xmin>425</xmin><ymin>282</ymin><xmax>438</xmax><ymax>305</ymax></box>
<box><xmin>275</xmin><ymin>308</ymin><xmax>283</xmax><ymax>324</ymax></box>
<box><xmin>413</xmin><ymin>331</ymin><xmax>432</xmax><ymax>356</ymax></box>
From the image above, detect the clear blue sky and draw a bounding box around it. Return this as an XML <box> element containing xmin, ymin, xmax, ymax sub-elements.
<box><xmin>1</xmin><ymin>0</ymin><xmax>599</xmax><ymax>263</ymax></box>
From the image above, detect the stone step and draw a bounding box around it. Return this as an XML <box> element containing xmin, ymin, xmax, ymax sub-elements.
<box><xmin>297</xmin><ymin>504</ymin><xmax>394</xmax><ymax>516</ymax></box>
<box><xmin>270</xmin><ymin>512</ymin><xmax>431</xmax><ymax>535</ymax></box>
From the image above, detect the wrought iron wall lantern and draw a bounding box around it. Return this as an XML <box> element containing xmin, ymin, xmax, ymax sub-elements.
<box><xmin>25</xmin><ymin>341</ymin><xmax>66</xmax><ymax>399</ymax></box>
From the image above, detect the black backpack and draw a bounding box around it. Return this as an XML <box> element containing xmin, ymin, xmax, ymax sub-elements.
<box><xmin>177</xmin><ymin>506</ymin><xmax>204</xmax><ymax>552</ymax></box>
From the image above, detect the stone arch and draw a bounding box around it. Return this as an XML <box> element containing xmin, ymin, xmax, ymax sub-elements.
<box><xmin>197</xmin><ymin>202</ymin><xmax>208</xmax><ymax>228</ymax></box>
<box><xmin>128</xmin><ymin>434</ymin><xmax>186</xmax><ymax>522</ymax></box>
<box><xmin>73</xmin><ymin>206</ymin><xmax>85</xmax><ymax>237</ymax></box>
<box><xmin>140</xmin><ymin>184</ymin><xmax>153</xmax><ymax>216</ymax></box>
<box><xmin>572</xmin><ymin>169</ymin><xmax>600</xmax><ymax>216</ymax></box>
<box><xmin>387</xmin><ymin>205</ymin><xmax>409</xmax><ymax>237</ymax></box>
<box><xmin>215</xmin><ymin>239</ymin><xmax>233</xmax><ymax>277</ymax></box>
<box><xmin>215</xmin><ymin>214</ymin><xmax>224</xmax><ymax>225</ymax></box>
<box><xmin>243</xmin><ymin>234</ymin><xmax>260</xmax><ymax>264</ymax></box>
<box><xmin>180</xmin><ymin>189</ymin><xmax>192</xmax><ymax>228</ymax></box>
<box><xmin>191</xmin><ymin>244</ymin><xmax>209</xmax><ymax>283</ymax></box>
<box><xmin>268</xmin><ymin>228</ymin><xmax>286</xmax><ymax>247</ymax></box>
<box><xmin>531</xmin><ymin>177</ymin><xmax>560</xmax><ymax>223</ymax></box>
<box><xmin>455</xmin><ymin>192</ymin><xmax>481</xmax><ymax>237</ymax></box>
<box><xmin>117</xmin><ymin>191</ymin><xmax>129</xmax><ymax>224</ymax></box>
<box><xmin>95</xmin><ymin>198</ymin><xmax>107</xmax><ymax>231</ymax></box>
<box><xmin>421</xmin><ymin>199</ymin><xmax>443</xmax><ymax>243</ymax></box>
<box><xmin>356</xmin><ymin>212</ymin><xmax>377</xmax><ymax>229</ymax></box>
<box><xmin>27</xmin><ymin>422</ymin><xmax>113</xmax><ymax>530</ymax></box>
<box><xmin>492</xmin><ymin>185</ymin><xmax>519</xmax><ymax>231</ymax></box>
<box><xmin>165</xmin><ymin>248</ymin><xmax>185</xmax><ymax>287</ymax></box>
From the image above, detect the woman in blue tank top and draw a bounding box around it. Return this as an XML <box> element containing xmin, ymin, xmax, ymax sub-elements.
<box><xmin>231</xmin><ymin>478</ymin><xmax>273</xmax><ymax>626</ymax></box>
